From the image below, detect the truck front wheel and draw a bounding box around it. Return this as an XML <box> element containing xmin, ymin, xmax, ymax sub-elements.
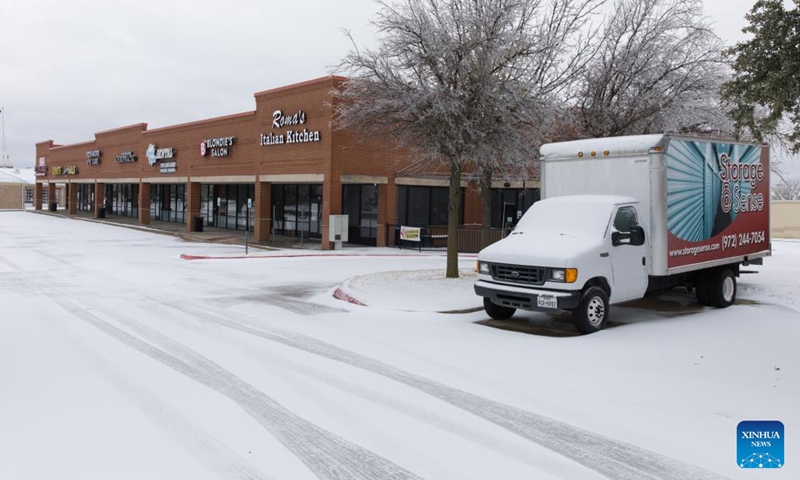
<box><xmin>572</xmin><ymin>286</ymin><xmax>609</xmax><ymax>334</ymax></box>
<box><xmin>483</xmin><ymin>298</ymin><xmax>516</xmax><ymax>320</ymax></box>
<box><xmin>708</xmin><ymin>268</ymin><xmax>736</xmax><ymax>308</ymax></box>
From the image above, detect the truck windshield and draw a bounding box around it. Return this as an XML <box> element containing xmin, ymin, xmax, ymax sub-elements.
<box><xmin>514</xmin><ymin>200</ymin><xmax>613</xmax><ymax>239</ymax></box>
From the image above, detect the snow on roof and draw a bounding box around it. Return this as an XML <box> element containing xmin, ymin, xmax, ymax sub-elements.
<box><xmin>0</xmin><ymin>167</ymin><xmax>35</xmax><ymax>184</ymax></box>
<box><xmin>542</xmin><ymin>194</ymin><xmax>639</xmax><ymax>206</ymax></box>
<box><xmin>541</xmin><ymin>134</ymin><xmax>667</xmax><ymax>159</ymax></box>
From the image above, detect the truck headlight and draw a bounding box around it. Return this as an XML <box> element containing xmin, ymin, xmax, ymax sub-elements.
<box><xmin>550</xmin><ymin>268</ymin><xmax>578</xmax><ymax>283</ymax></box>
<box><xmin>478</xmin><ymin>261</ymin><xmax>490</xmax><ymax>274</ymax></box>
<box><xmin>551</xmin><ymin>269</ymin><xmax>566</xmax><ymax>281</ymax></box>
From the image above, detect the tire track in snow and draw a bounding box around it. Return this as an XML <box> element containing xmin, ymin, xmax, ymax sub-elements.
<box><xmin>2</xmin><ymin>250</ymin><xmax>272</xmax><ymax>480</ymax></box>
<box><xmin>142</xmin><ymin>299</ymin><xmax>583</xmax><ymax>479</ymax></box>
<box><xmin>41</xmin><ymin>305</ymin><xmax>274</xmax><ymax>480</ymax></box>
<box><xmin>177</xmin><ymin>302</ymin><xmax>730</xmax><ymax>480</ymax></box>
<box><xmin>52</xmin><ymin>296</ymin><xmax>424</xmax><ymax>480</ymax></box>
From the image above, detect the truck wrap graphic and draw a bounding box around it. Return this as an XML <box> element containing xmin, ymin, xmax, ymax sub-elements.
<box><xmin>666</xmin><ymin>139</ymin><xmax>770</xmax><ymax>269</ymax></box>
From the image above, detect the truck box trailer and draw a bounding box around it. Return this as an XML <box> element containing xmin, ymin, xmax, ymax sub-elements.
<box><xmin>474</xmin><ymin>134</ymin><xmax>770</xmax><ymax>333</ymax></box>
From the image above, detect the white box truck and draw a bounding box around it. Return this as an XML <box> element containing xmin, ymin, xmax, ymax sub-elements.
<box><xmin>474</xmin><ymin>135</ymin><xmax>771</xmax><ymax>334</ymax></box>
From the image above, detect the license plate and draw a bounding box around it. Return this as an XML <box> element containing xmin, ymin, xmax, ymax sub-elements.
<box><xmin>537</xmin><ymin>295</ymin><xmax>558</xmax><ymax>309</ymax></box>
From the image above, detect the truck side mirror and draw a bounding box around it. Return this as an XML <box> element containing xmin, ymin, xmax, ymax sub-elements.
<box><xmin>612</xmin><ymin>231</ymin><xmax>627</xmax><ymax>246</ymax></box>
<box><xmin>629</xmin><ymin>225</ymin><xmax>646</xmax><ymax>246</ymax></box>
<box><xmin>612</xmin><ymin>226</ymin><xmax>646</xmax><ymax>246</ymax></box>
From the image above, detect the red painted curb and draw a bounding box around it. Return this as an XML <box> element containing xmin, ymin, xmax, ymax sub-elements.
<box><xmin>179</xmin><ymin>253</ymin><xmax>476</xmax><ymax>261</ymax></box>
<box><xmin>333</xmin><ymin>287</ymin><xmax>366</xmax><ymax>306</ymax></box>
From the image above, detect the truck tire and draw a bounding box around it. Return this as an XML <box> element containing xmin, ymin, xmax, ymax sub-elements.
<box><xmin>572</xmin><ymin>286</ymin><xmax>609</xmax><ymax>334</ymax></box>
<box><xmin>708</xmin><ymin>268</ymin><xmax>736</xmax><ymax>308</ymax></box>
<box><xmin>695</xmin><ymin>271</ymin><xmax>712</xmax><ymax>306</ymax></box>
<box><xmin>483</xmin><ymin>298</ymin><xmax>516</xmax><ymax>320</ymax></box>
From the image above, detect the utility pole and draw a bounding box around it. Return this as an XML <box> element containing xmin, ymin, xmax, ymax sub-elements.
<box><xmin>0</xmin><ymin>106</ymin><xmax>7</xmax><ymax>168</ymax></box>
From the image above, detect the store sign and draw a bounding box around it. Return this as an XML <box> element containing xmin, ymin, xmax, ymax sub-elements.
<box><xmin>260</xmin><ymin>109</ymin><xmax>321</xmax><ymax>147</ymax></box>
<box><xmin>52</xmin><ymin>165</ymin><xmax>79</xmax><ymax>176</ymax></box>
<box><xmin>400</xmin><ymin>226</ymin><xmax>421</xmax><ymax>242</ymax></box>
<box><xmin>145</xmin><ymin>144</ymin><xmax>175</xmax><ymax>166</ymax></box>
<box><xmin>86</xmin><ymin>150</ymin><xmax>102</xmax><ymax>166</ymax></box>
<box><xmin>35</xmin><ymin>157</ymin><xmax>47</xmax><ymax>176</ymax></box>
<box><xmin>200</xmin><ymin>136</ymin><xmax>235</xmax><ymax>157</ymax></box>
<box><xmin>160</xmin><ymin>161</ymin><xmax>177</xmax><ymax>174</ymax></box>
<box><xmin>116</xmin><ymin>151</ymin><xmax>138</xmax><ymax>163</ymax></box>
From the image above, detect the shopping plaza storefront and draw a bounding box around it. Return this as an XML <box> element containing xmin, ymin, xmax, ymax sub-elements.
<box><xmin>34</xmin><ymin>76</ymin><xmax>539</xmax><ymax>250</ymax></box>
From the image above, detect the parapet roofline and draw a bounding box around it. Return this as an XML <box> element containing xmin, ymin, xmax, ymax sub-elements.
<box><xmin>41</xmin><ymin>112</ymin><xmax>257</xmax><ymax>151</ymax></box>
<box><xmin>49</xmin><ymin>140</ymin><xmax>96</xmax><ymax>152</ymax></box>
<box><xmin>145</xmin><ymin>111</ymin><xmax>256</xmax><ymax>135</ymax></box>
<box><xmin>95</xmin><ymin>123</ymin><xmax>148</xmax><ymax>137</ymax></box>
<box><xmin>254</xmin><ymin>75</ymin><xmax>347</xmax><ymax>98</ymax></box>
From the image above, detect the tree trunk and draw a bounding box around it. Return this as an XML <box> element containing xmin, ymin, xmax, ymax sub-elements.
<box><xmin>480</xmin><ymin>166</ymin><xmax>493</xmax><ymax>249</ymax></box>
<box><xmin>446</xmin><ymin>160</ymin><xmax>462</xmax><ymax>278</ymax></box>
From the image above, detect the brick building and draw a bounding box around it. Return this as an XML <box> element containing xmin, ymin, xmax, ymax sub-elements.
<box><xmin>34</xmin><ymin>76</ymin><xmax>539</xmax><ymax>250</ymax></box>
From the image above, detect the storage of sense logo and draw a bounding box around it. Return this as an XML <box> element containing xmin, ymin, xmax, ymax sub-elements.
<box><xmin>738</xmin><ymin>421</ymin><xmax>784</xmax><ymax>469</ymax></box>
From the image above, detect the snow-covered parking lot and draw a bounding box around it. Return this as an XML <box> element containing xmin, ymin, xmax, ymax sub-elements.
<box><xmin>1</xmin><ymin>211</ymin><xmax>797</xmax><ymax>480</ymax></box>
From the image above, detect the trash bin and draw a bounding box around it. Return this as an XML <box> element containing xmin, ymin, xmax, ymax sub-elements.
<box><xmin>193</xmin><ymin>216</ymin><xmax>204</xmax><ymax>232</ymax></box>
<box><xmin>49</xmin><ymin>202</ymin><xmax>57</xmax><ymax>212</ymax></box>
<box><xmin>98</xmin><ymin>207</ymin><xmax>106</xmax><ymax>219</ymax></box>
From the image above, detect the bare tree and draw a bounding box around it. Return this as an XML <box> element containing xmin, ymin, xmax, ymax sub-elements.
<box><xmin>772</xmin><ymin>173</ymin><xmax>800</xmax><ymax>201</ymax></box>
<box><xmin>335</xmin><ymin>0</ymin><xmax>604</xmax><ymax>277</ymax></box>
<box><xmin>574</xmin><ymin>0</ymin><xmax>728</xmax><ymax>137</ymax></box>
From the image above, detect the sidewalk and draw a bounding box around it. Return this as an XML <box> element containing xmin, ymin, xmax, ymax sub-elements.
<box><xmin>32</xmin><ymin>208</ymin><xmax>320</xmax><ymax>251</ymax></box>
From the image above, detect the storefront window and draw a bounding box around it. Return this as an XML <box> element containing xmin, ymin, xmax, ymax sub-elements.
<box><xmin>342</xmin><ymin>184</ymin><xmax>378</xmax><ymax>246</ymax></box>
<box><xmin>201</xmin><ymin>184</ymin><xmax>254</xmax><ymax>231</ymax></box>
<box><xmin>105</xmin><ymin>184</ymin><xmax>138</xmax><ymax>218</ymax></box>
<box><xmin>490</xmin><ymin>188</ymin><xmax>540</xmax><ymax>228</ymax></box>
<box><xmin>396</xmin><ymin>185</ymin><xmax>463</xmax><ymax>226</ymax></box>
<box><xmin>271</xmin><ymin>184</ymin><xmax>322</xmax><ymax>239</ymax></box>
<box><xmin>150</xmin><ymin>184</ymin><xmax>186</xmax><ymax>224</ymax></box>
<box><xmin>76</xmin><ymin>184</ymin><xmax>94</xmax><ymax>212</ymax></box>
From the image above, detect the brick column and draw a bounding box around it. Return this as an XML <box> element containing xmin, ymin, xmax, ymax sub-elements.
<box><xmin>139</xmin><ymin>182</ymin><xmax>151</xmax><ymax>225</ymax></box>
<box><xmin>47</xmin><ymin>183</ymin><xmax>58</xmax><ymax>211</ymax></box>
<box><xmin>254</xmin><ymin>180</ymin><xmax>271</xmax><ymax>242</ymax></box>
<box><xmin>34</xmin><ymin>183</ymin><xmax>43</xmax><ymax>210</ymax></box>
<box><xmin>386</xmin><ymin>181</ymin><xmax>398</xmax><ymax>247</ymax></box>
<box><xmin>94</xmin><ymin>182</ymin><xmax>105</xmax><ymax>218</ymax></box>
<box><xmin>67</xmin><ymin>183</ymin><xmax>77</xmax><ymax>215</ymax></box>
<box><xmin>186</xmin><ymin>181</ymin><xmax>201</xmax><ymax>232</ymax></box>
<box><xmin>321</xmin><ymin>178</ymin><xmax>342</xmax><ymax>251</ymax></box>
<box><xmin>376</xmin><ymin>183</ymin><xmax>389</xmax><ymax>247</ymax></box>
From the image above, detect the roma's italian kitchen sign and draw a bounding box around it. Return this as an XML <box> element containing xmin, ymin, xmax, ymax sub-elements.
<box><xmin>260</xmin><ymin>110</ymin><xmax>321</xmax><ymax>146</ymax></box>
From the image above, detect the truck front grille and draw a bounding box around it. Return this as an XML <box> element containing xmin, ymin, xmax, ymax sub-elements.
<box><xmin>491</xmin><ymin>264</ymin><xmax>547</xmax><ymax>286</ymax></box>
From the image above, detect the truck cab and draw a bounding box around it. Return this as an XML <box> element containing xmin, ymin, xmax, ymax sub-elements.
<box><xmin>475</xmin><ymin>195</ymin><xmax>648</xmax><ymax>333</ymax></box>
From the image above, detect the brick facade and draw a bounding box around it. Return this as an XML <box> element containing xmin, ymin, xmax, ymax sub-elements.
<box><xmin>35</xmin><ymin>76</ymin><xmax>538</xmax><ymax>249</ymax></box>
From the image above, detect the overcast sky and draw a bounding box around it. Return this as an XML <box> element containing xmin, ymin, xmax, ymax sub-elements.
<box><xmin>1</xmin><ymin>0</ymin><xmax>796</xmax><ymax>177</ymax></box>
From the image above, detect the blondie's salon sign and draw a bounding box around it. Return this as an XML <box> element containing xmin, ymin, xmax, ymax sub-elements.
<box><xmin>260</xmin><ymin>109</ymin><xmax>321</xmax><ymax>147</ymax></box>
<box><xmin>201</xmin><ymin>136</ymin><xmax>235</xmax><ymax>157</ymax></box>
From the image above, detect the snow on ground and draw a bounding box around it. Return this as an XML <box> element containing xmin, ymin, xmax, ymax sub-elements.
<box><xmin>0</xmin><ymin>211</ymin><xmax>798</xmax><ymax>480</ymax></box>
